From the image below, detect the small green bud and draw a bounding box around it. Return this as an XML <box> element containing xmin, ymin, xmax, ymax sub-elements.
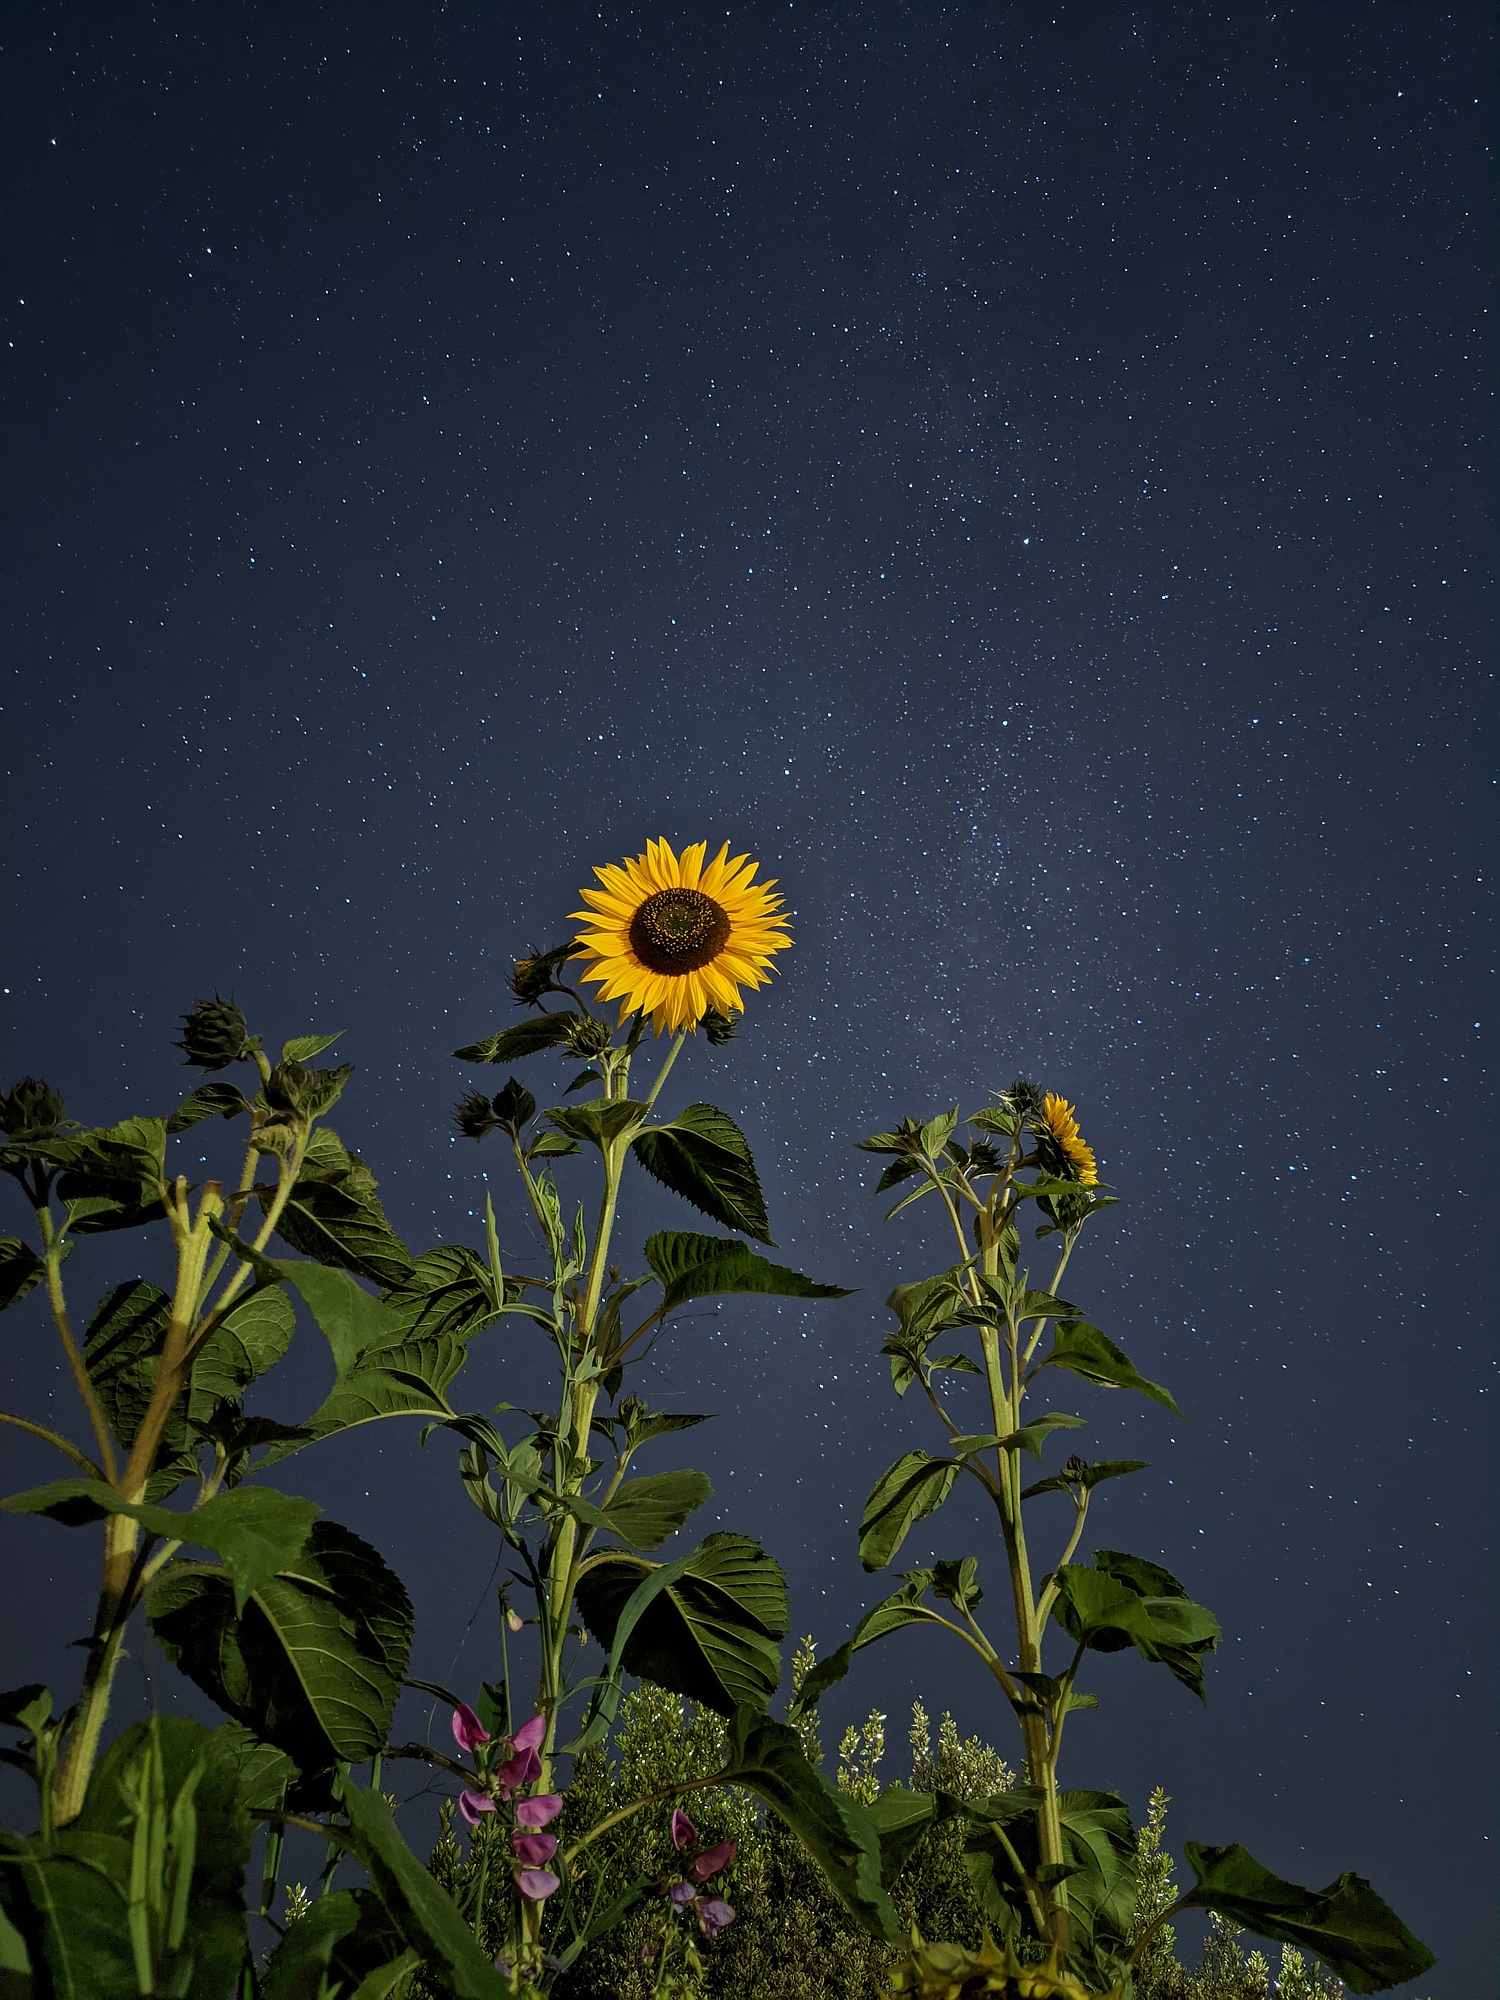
<box><xmin>700</xmin><ymin>1007</ymin><xmax>739</xmax><ymax>1047</ymax></box>
<box><xmin>1003</xmin><ymin>1077</ymin><xmax>1045</xmax><ymax>1119</ymax></box>
<box><xmin>563</xmin><ymin>1015</ymin><xmax>612</xmax><ymax>1059</ymax></box>
<box><xmin>264</xmin><ymin>1060</ymin><xmax>351</xmax><ymax>1119</ymax></box>
<box><xmin>0</xmin><ymin>1076</ymin><xmax>68</xmax><ymax>1138</ymax></box>
<box><xmin>454</xmin><ymin>1091</ymin><xmax>502</xmax><ymax>1141</ymax></box>
<box><xmin>176</xmin><ymin>995</ymin><xmax>251</xmax><ymax>1071</ymax></box>
<box><xmin>509</xmin><ymin>944</ymin><xmax>575</xmax><ymax>1008</ymax></box>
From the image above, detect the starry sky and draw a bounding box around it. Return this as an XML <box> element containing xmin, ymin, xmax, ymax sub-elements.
<box><xmin>1</xmin><ymin>3</ymin><xmax>1492</xmax><ymax>1990</ymax></box>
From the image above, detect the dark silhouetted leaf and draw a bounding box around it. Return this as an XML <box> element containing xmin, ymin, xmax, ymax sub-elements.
<box><xmin>165</xmin><ymin>1082</ymin><xmax>252</xmax><ymax>1134</ymax></box>
<box><xmin>0</xmin><ymin>1239</ymin><xmax>43</xmax><ymax>1313</ymax></box>
<box><xmin>266</xmin><ymin>1128</ymin><xmax>416</xmax><ymax>1291</ymax></box>
<box><xmin>789</xmin><ymin>1571</ymin><xmax>951</xmax><ymax>1716</ymax></box>
<box><xmin>454</xmin><ymin>1014</ymin><xmax>581</xmax><ymax>1065</ymax></box>
<box><xmin>643</xmin><ymin>1229</ymin><xmax>851</xmax><ymax>1315</ymax></box>
<box><xmin>632</xmin><ymin>1103</ymin><xmax>772</xmax><ymax>1244</ymax></box>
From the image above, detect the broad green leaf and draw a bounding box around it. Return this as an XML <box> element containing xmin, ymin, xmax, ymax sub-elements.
<box><xmin>719</xmin><ymin>1706</ymin><xmax>899</xmax><ymax>1942</ymax></box>
<box><xmin>1021</xmin><ymin>1458</ymin><xmax>1149</xmax><ymax>1501</ymax></box>
<box><xmin>790</xmin><ymin>1571</ymin><xmax>950</xmax><ymax>1716</ymax></box>
<box><xmin>887</xmin><ymin>1273</ymin><xmax>966</xmax><ymax>1346</ymax></box>
<box><xmin>215</xmin><ymin>1719</ymin><xmax>338</xmax><ymax>1815</ymax></box>
<box><xmin>56</xmin><ymin>1116</ymin><xmax>168</xmax><ymax>1234</ymax></box>
<box><xmin>969</xmin><ymin>1105</ymin><xmax>1019</xmax><ymax>1136</ymax></box>
<box><xmin>918</xmin><ymin>1108</ymin><xmax>960</xmax><ymax>1156</ymax></box>
<box><xmin>2</xmin><ymin>1481</ymin><xmax>319</xmax><ymax>1615</ymax></box>
<box><xmin>546</xmin><ymin>1097</ymin><xmax>648</xmax><ymax>1149</ymax></box>
<box><xmin>1177</xmin><ymin>1842</ymin><xmax>1436</xmax><ymax>1994</ymax></box>
<box><xmin>84</xmin><ymin>1280</ymin><xmax>169</xmax><ymax>1452</ymax></box>
<box><xmin>454</xmin><ymin>1014</ymin><xmax>582</xmax><ymax>1064</ymax></box>
<box><xmin>1049</xmin><ymin>1562</ymin><xmax>1220</xmax><ymax>1699</ymax></box>
<box><xmin>165</xmin><ymin>1082</ymin><xmax>251</xmax><ymax>1134</ymax></box>
<box><xmin>265</xmin><ymin>1128</ymin><xmax>416</xmax><ymax>1290</ymax></box>
<box><xmin>866</xmin><ymin>1782</ymin><xmax>941</xmax><ymax>1885</ymax></box>
<box><xmin>631</xmin><ymin>1103</ymin><xmax>773</xmax><ymax>1245</ymax></box>
<box><xmin>0</xmin><ymin>1238</ymin><xmax>44</xmax><ymax>1312</ymax></box>
<box><xmin>643</xmin><ymin>1229</ymin><xmax>851</xmax><ymax>1315</ymax></box>
<box><xmin>592</xmin><ymin>1404</ymin><xmax>712</xmax><ymax>1451</ymax></box>
<box><xmin>575</xmin><ymin>1531</ymin><xmax>786</xmax><ymax>1718</ymax></box>
<box><xmin>958</xmin><ymin>1785</ymin><xmax>1137</xmax><ymax>1987</ymax></box>
<box><xmin>1036</xmin><ymin>1318</ymin><xmax>1183</xmax><ymax>1417</ymax></box>
<box><xmin>260</xmin><ymin>1330</ymin><xmax>467</xmax><ymax>1464</ymax></box>
<box><xmin>262</xmin><ymin>1889</ymin><xmax>409</xmax><ymax>2000</ymax></box>
<box><xmin>996</xmin><ymin>1411</ymin><xmax>1085</xmax><ymax>1463</ymax></box>
<box><xmin>382</xmin><ymin>1243</ymin><xmax>502</xmax><ymax>1342</ymax></box>
<box><xmin>280</xmin><ymin>1031</ymin><xmax>345</xmax><ymax>1064</ymax></box>
<box><xmin>0</xmin><ymin>1685</ymin><xmax>51</xmax><ymax>1734</ymax></box>
<box><xmin>278</xmin><ymin>1261</ymin><xmax>410</xmax><ymax>1371</ymax></box>
<box><xmin>599</xmin><ymin>1469</ymin><xmax>713</xmax><ymax>1550</ymax></box>
<box><xmin>859</xmin><ymin>1450</ymin><xmax>959</xmax><ymax>1571</ymax></box>
<box><xmin>336</xmin><ymin>1778</ymin><xmax>511</xmax><ymax>1999</ymax></box>
<box><xmin>0</xmin><ymin>1829</ymin><xmax>137</xmax><ymax>1999</ymax></box>
<box><xmin>528</xmin><ymin>1130</ymin><xmax>581</xmax><ymax>1157</ymax></box>
<box><xmin>191</xmin><ymin>1285</ymin><xmax>297</xmax><ymax>1410</ymax></box>
<box><xmin>146</xmin><ymin>1520</ymin><xmax>413</xmax><ymax>1766</ymax></box>
<box><xmin>931</xmin><ymin>1555</ymin><xmax>984</xmax><ymax>1615</ymax></box>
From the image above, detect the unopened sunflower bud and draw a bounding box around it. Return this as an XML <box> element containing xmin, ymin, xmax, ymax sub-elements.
<box><xmin>700</xmin><ymin>1007</ymin><xmax>739</xmax><ymax>1047</ymax></box>
<box><xmin>454</xmin><ymin>1091</ymin><xmax>501</xmax><ymax>1141</ymax></box>
<box><xmin>176</xmin><ymin>996</ymin><xmax>251</xmax><ymax>1071</ymax></box>
<box><xmin>509</xmin><ymin>945</ymin><xmax>574</xmax><ymax>1008</ymax></box>
<box><xmin>0</xmin><ymin>1076</ymin><xmax>68</xmax><ymax>1138</ymax></box>
<box><xmin>265</xmin><ymin>1060</ymin><xmax>351</xmax><ymax>1120</ymax></box>
<box><xmin>563</xmin><ymin>1015</ymin><xmax>612</xmax><ymax>1059</ymax></box>
<box><xmin>252</xmin><ymin>1117</ymin><xmax>299</xmax><ymax>1157</ymax></box>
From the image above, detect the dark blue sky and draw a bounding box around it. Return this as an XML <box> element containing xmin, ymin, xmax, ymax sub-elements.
<box><xmin>1</xmin><ymin>4</ymin><xmax>1492</xmax><ymax>1990</ymax></box>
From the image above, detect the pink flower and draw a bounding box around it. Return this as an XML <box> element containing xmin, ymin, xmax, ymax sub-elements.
<box><xmin>458</xmin><ymin>1789</ymin><xmax>496</xmax><ymax>1827</ymax></box>
<box><xmin>670</xmin><ymin>1807</ymin><xmax>699</xmax><ymax>1851</ymax></box>
<box><xmin>669</xmin><ymin>1880</ymin><xmax>697</xmax><ymax>1911</ymax></box>
<box><xmin>452</xmin><ymin>1703</ymin><xmax>491</xmax><ymax>1755</ymax></box>
<box><xmin>512</xmin><ymin>1713</ymin><xmax>547</xmax><ymax>1753</ymax></box>
<box><xmin>494</xmin><ymin>1713</ymin><xmax>547</xmax><ymax>1795</ymax></box>
<box><xmin>512</xmin><ymin>1831</ymin><xmax>558</xmax><ymax>1867</ymax></box>
<box><xmin>689</xmin><ymin>1839</ymin><xmax>737</xmax><ymax>1883</ymax></box>
<box><xmin>697</xmin><ymin>1896</ymin><xmax>735</xmax><ymax>1940</ymax></box>
<box><xmin>515</xmin><ymin>1867</ymin><xmax>560</xmax><ymax>1902</ymax></box>
<box><xmin>515</xmin><ymin>1793</ymin><xmax>563</xmax><ymax>1829</ymax></box>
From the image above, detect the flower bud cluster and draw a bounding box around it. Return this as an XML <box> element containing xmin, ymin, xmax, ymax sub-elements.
<box><xmin>666</xmin><ymin>1807</ymin><xmax>736</xmax><ymax>1939</ymax></box>
<box><xmin>450</xmin><ymin>1703</ymin><xmax>563</xmax><ymax>1904</ymax></box>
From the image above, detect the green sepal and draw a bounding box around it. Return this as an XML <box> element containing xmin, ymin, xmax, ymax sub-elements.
<box><xmin>1176</xmin><ymin>1842</ymin><xmax>1436</xmax><ymax>1994</ymax></box>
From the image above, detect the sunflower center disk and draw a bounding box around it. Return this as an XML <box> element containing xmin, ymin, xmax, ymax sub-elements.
<box><xmin>630</xmin><ymin>888</ymin><xmax>732</xmax><ymax>974</ymax></box>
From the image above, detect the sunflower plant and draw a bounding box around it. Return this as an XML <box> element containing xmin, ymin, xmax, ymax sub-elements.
<box><xmin>428</xmin><ymin>838</ymin><xmax>903</xmax><ymax>1993</ymax></box>
<box><xmin>792</xmin><ymin>1083</ymin><xmax>1434</xmax><ymax>1999</ymax></box>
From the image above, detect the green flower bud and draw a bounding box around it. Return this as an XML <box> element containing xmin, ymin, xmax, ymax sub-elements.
<box><xmin>176</xmin><ymin>995</ymin><xmax>251</xmax><ymax>1071</ymax></box>
<box><xmin>0</xmin><ymin>1076</ymin><xmax>68</xmax><ymax>1138</ymax></box>
<box><xmin>700</xmin><ymin>1007</ymin><xmax>739</xmax><ymax>1048</ymax></box>
<box><xmin>563</xmin><ymin>1016</ymin><xmax>612</xmax><ymax>1059</ymax></box>
<box><xmin>454</xmin><ymin>1091</ymin><xmax>502</xmax><ymax>1141</ymax></box>
<box><xmin>264</xmin><ymin>1060</ymin><xmax>351</xmax><ymax>1120</ymax></box>
<box><xmin>509</xmin><ymin>945</ymin><xmax>575</xmax><ymax>1008</ymax></box>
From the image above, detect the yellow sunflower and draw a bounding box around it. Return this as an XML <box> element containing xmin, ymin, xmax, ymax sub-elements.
<box><xmin>1040</xmin><ymin>1092</ymin><xmax>1099</xmax><ymax>1186</ymax></box>
<box><xmin>570</xmin><ymin>838</ymin><xmax>792</xmax><ymax>1034</ymax></box>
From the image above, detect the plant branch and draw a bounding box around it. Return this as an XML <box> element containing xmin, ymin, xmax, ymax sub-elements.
<box><xmin>0</xmin><ymin>1411</ymin><xmax>103</xmax><ymax>1479</ymax></box>
<box><xmin>35</xmin><ymin>1207</ymin><xmax>117</xmax><ymax>1482</ymax></box>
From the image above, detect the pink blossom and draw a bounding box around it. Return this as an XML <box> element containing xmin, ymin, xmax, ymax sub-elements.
<box><xmin>494</xmin><ymin>1713</ymin><xmax>547</xmax><ymax>1794</ymax></box>
<box><xmin>512</xmin><ymin>1831</ymin><xmax>558</xmax><ymax>1867</ymax></box>
<box><xmin>515</xmin><ymin>1867</ymin><xmax>561</xmax><ymax>1902</ymax></box>
<box><xmin>696</xmin><ymin>1896</ymin><xmax>735</xmax><ymax>1940</ymax></box>
<box><xmin>512</xmin><ymin>1713</ymin><xmax>547</xmax><ymax>1753</ymax></box>
<box><xmin>669</xmin><ymin>1880</ymin><xmax>697</xmax><ymax>1910</ymax></box>
<box><xmin>458</xmin><ymin>1789</ymin><xmax>496</xmax><ymax>1827</ymax></box>
<box><xmin>515</xmin><ymin>1793</ymin><xmax>563</xmax><ymax>1829</ymax></box>
<box><xmin>689</xmin><ymin>1839</ymin><xmax>737</xmax><ymax>1883</ymax></box>
<box><xmin>670</xmin><ymin>1807</ymin><xmax>699</xmax><ymax>1851</ymax></box>
<box><xmin>451</xmin><ymin>1703</ymin><xmax>490</xmax><ymax>1755</ymax></box>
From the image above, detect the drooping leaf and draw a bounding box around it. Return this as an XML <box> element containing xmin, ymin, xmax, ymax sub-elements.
<box><xmin>958</xmin><ymin>1786</ymin><xmax>1137</xmax><ymax>1988</ymax></box>
<box><xmin>56</xmin><ymin>1116</ymin><xmax>168</xmax><ymax>1234</ymax></box>
<box><xmin>3</xmin><ymin>1480</ymin><xmax>320</xmax><ymax>1615</ymax></box>
<box><xmin>0</xmin><ymin>1238</ymin><xmax>44</xmax><ymax>1312</ymax></box>
<box><xmin>575</xmin><ymin>1532</ymin><xmax>786</xmax><ymax>1718</ymax></box>
<box><xmin>719</xmin><ymin>1706</ymin><xmax>899</xmax><ymax>1942</ymax></box>
<box><xmin>858</xmin><ymin>1450</ymin><xmax>960</xmax><ymax>1572</ymax></box>
<box><xmin>453</xmin><ymin>1014</ymin><xmax>582</xmax><ymax>1065</ymax></box>
<box><xmin>994</xmin><ymin>1411</ymin><xmax>1085</xmax><ymax>1463</ymax></box>
<box><xmin>545</xmin><ymin>1098</ymin><xmax>649</xmax><ymax>1150</ymax></box>
<box><xmin>1035</xmin><ymin>1319</ymin><xmax>1183</xmax><ymax>1416</ymax></box>
<box><xmin>631</xmin><ymin>1103</ymin><xmax>773</xmax><ymax>1244</ymax></box>
<box><xmin>643</xmin><ymin>1230</ymin><xmax>851</xmax><ymax>1315</ymax></box>
<box><xmin>335</xmin><ymin>1778</ymin><xmax>511</xmax><ymax>1999</ymax></box>
<box><xmin>1176</xmin><ymin>1843</ymin><xmax>1436</xmax><ymax>1994</ymax></box>
<box><xmin>789</xmin><ymin>1571</ymin><xmax>951</xmax><ymax>1717</ymax></box>
<box><xmin>598</xmin><ymin>1469</ymin><xmax>713</xmax><ymax>1550</ymax></box>
<box><xmin>931</xmin><ymin>1555</ymin><xmax>984</xmax><ymax>1615</ymax></box>
<box><xmin>265</xmin><ymin>1128</ymin><xmax>416</xmax><ymax>1290</ymax></box>
<box><xmin>1021</xmin><ymin>1458</ymin><xmax>1149</xmax><ymax>1501</ymax></box>
<box><xmin>887</xmin><ymin>1273</ymin><xmax>966</xmax><ymax>1348</ymax></box>
<box><xmin>146</xmin><ymin>1520</ymin><xmax>413</xmax><ymax>1766</ymax></box>
<box><xmin>1048</xmin><ymin>1561</ymin><xmax>1220</xmax><ymax>1699</ymax></box>
<box><xmin>259</xmin><ymin>1330</ymin><xmax>467</xmax><ymax>1465</ymax></box>
<box><xmin>165</xmin><ymin>1082</ymin><xmax>252</xmax><ymax>1134</ymax></box>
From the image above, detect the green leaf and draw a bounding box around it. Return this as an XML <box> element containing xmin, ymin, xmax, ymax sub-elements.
<box><xmin>593</xmin><ymin>1405</ymin><xmax>712</xmax><ymax>1451</ymax></box>
<box><xmin>0</xmin><ymin>1685</ymin><xmax>51</xmax><ymax>1735</ymax></box>
<box><xmin>958</xmin><ymin>1786</ymin><xmax>1137</xmax><ymax>1987</ymax></box>
<box><xmin>335</xmin><ymin>1778</ymin><xmax>511</xmax><ymax>1999</ymax></box>
<box><xmin>0</xmin><ymin>1239</ymin><xmax>43</xmax><ymax>1312</ymax></box>
<box><xmin>1037</xmin><ymin>1319</ymin><xmax>1183</xmax><ymax>1416</ymax></box>
<box><xmin>146</xmin><ymin>1520</ymin><xmax>413</xmax><ymax>1766</ymax></box>
<box><xmin>264</xmin><ymin>1060</ymin><xmax>352</xmax><ymax>1120</ymax></box>
<box><xmin>262</xmin><ymin>1889</ymin><xmax>409</xmax><ymax>2000</ymax></box>
<box><xmin>2</xmin><ymin>1480</ymin><xmax>320</xmax><ymax>1615</ymax></box>
<box><xmin>858</xmin><ymin>1451</ymin><xmax>959</xmax><ymax>1571</ymax></box>
<box><xmin>215</xmin><ymin>1721</ymin><xmax>337</xmax><ymax>1815</ymax></box>
<box><xmin>887</xmin><ymin>1273</ymin><xmax>966</xmax><ymax>1347</ymax></box>
<box><xmin>1177</xmin><ymin>1842</ymin><xmax>1436</xmax><ymax>1994</ymax></box>
<box><xmin>1022</xmin><ymin>1458</ymin><xmax>1149</xmax><ymax>1501</ymax></box>
<box><xmin>575</xmin><ymin>1531</ymin><xmax>787</xmax><ymax>1718</ymax></box>
<box><xmin>789</xmin><ymin>1572</ymin><xmax>951</xmax><ymax>1717</ymax></box>
<box><xmin>381</xmin><ymin>1244</ymin><xmax>501</xmax><ymax>1342</ymax></box>
<box><xmin>931</xmin><ymin>1555</ymin><xmax>984</xmax><ymax>1615</ymax></box>
<box><xmin>631</xmin><ymin>1103</ymin><xmax>773</xmax><ymax>1244</ymax></box>
<box><xmin>866</xmin><ymin>1782</ymin><xmax>941</xmax><ymax>1885</ymax></box>
<box><xmin>165</xmin><ymin>1082</ymin><xmax>252</xmax><ymax>1134</ymax></box>
<box><xmin>280</xmin><ymin>1031</ymin><xmax>345</xmax><ymax>1064</ymax></box>
<box><xmin>278</xmin><ymin>1262</ymin><xmax>410</xmax><ymax>1372</ymax></box>
<box><xmin>545</xmin><ymin>1098</ymin><xmax>649</xmax><ymax>1149</ymax></box>
<box><xmin>56</xmin><ymin>1116</ymin><xmax>169</xmax><ymax>1235</ymax></box>
<box><xmin>260</xmin><ymin>1329</ymin><xmax>467</xmax><ymax>1466</ymax></box>
<box><xmin>918</xmin><ymin>1108</ymin><xmax>960</xmax><ymax>1156</ymax></box>
<box><xmin>453</xmin><ymin>1014</ymin><xmax>582</xmax><ymax>1064</ymax></box>
<box><xmin>527</xmin><ymin>1131</ymin><xmax>581</xmax><ymax>1157</ymax></box>
<box><xmin>83</xmin><ymin>1280</ymin><xmax>169</xmax><ymax>1455</ymax></box>
<box><xmin>969</xmin><ymin>1105</ymin><xmax>1019</xmax><ymax>1136</ymax></box>
<box><xmin>598</xmin><ymin>1469</ymin><xmax>713</xmax><ymax>1550</ymax></box>
<box><xmin>643</xmin><ymin>1229</ymin><xmax>851</xmax><ymax>1315</ymax></box>
<box><xmin>266</xmin><ymin>1129</ymin><xmax>416</xmax><ymax>1290</ymax></box>
<box><xmin>719</xmin><ymin>1706</ymin><xmax>899</xmax><ymax>1942</ymax></box>
<box><xmin>0</xmin><ymin>1829</ymin><xmax>137</xmax><ymax>1999</ymax></box>
<box><xmin>1049</xmin><ymin>1562</ymin><xmax>1220</xmax><ymax>1699</ymax></box>
<box><xmin>996</xmin><ymin>1411</ymin><xmax>1086</xmax><ymax>1463</ymax></box>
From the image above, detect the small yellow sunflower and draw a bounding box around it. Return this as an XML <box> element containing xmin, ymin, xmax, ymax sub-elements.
<box><xmin>570</xmin><ymin>837</ymin><xmax>792</xmax><ymax>1034</ymax></box>
<box><xmin>1040</xmin><ymin>1092</ymin><xmax>1099</xmax><ymax>1186</ymax></box>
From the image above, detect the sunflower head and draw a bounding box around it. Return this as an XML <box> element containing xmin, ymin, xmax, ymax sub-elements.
<box><xmin>570</xmin><ymin>838</ymin><xmax>791</xmax><ymax>1035</ymax></box>
<box><xmin>1034</xmin><ymin>1091</ymin><xmax>1099</xmax><ymax>1187</ymax></box>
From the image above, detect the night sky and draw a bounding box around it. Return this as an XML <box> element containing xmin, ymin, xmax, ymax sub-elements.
<box><xmin>1</xmin><ymin>4</ymin><xmax>1492</xmax><ymax>1991</ymax></box>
